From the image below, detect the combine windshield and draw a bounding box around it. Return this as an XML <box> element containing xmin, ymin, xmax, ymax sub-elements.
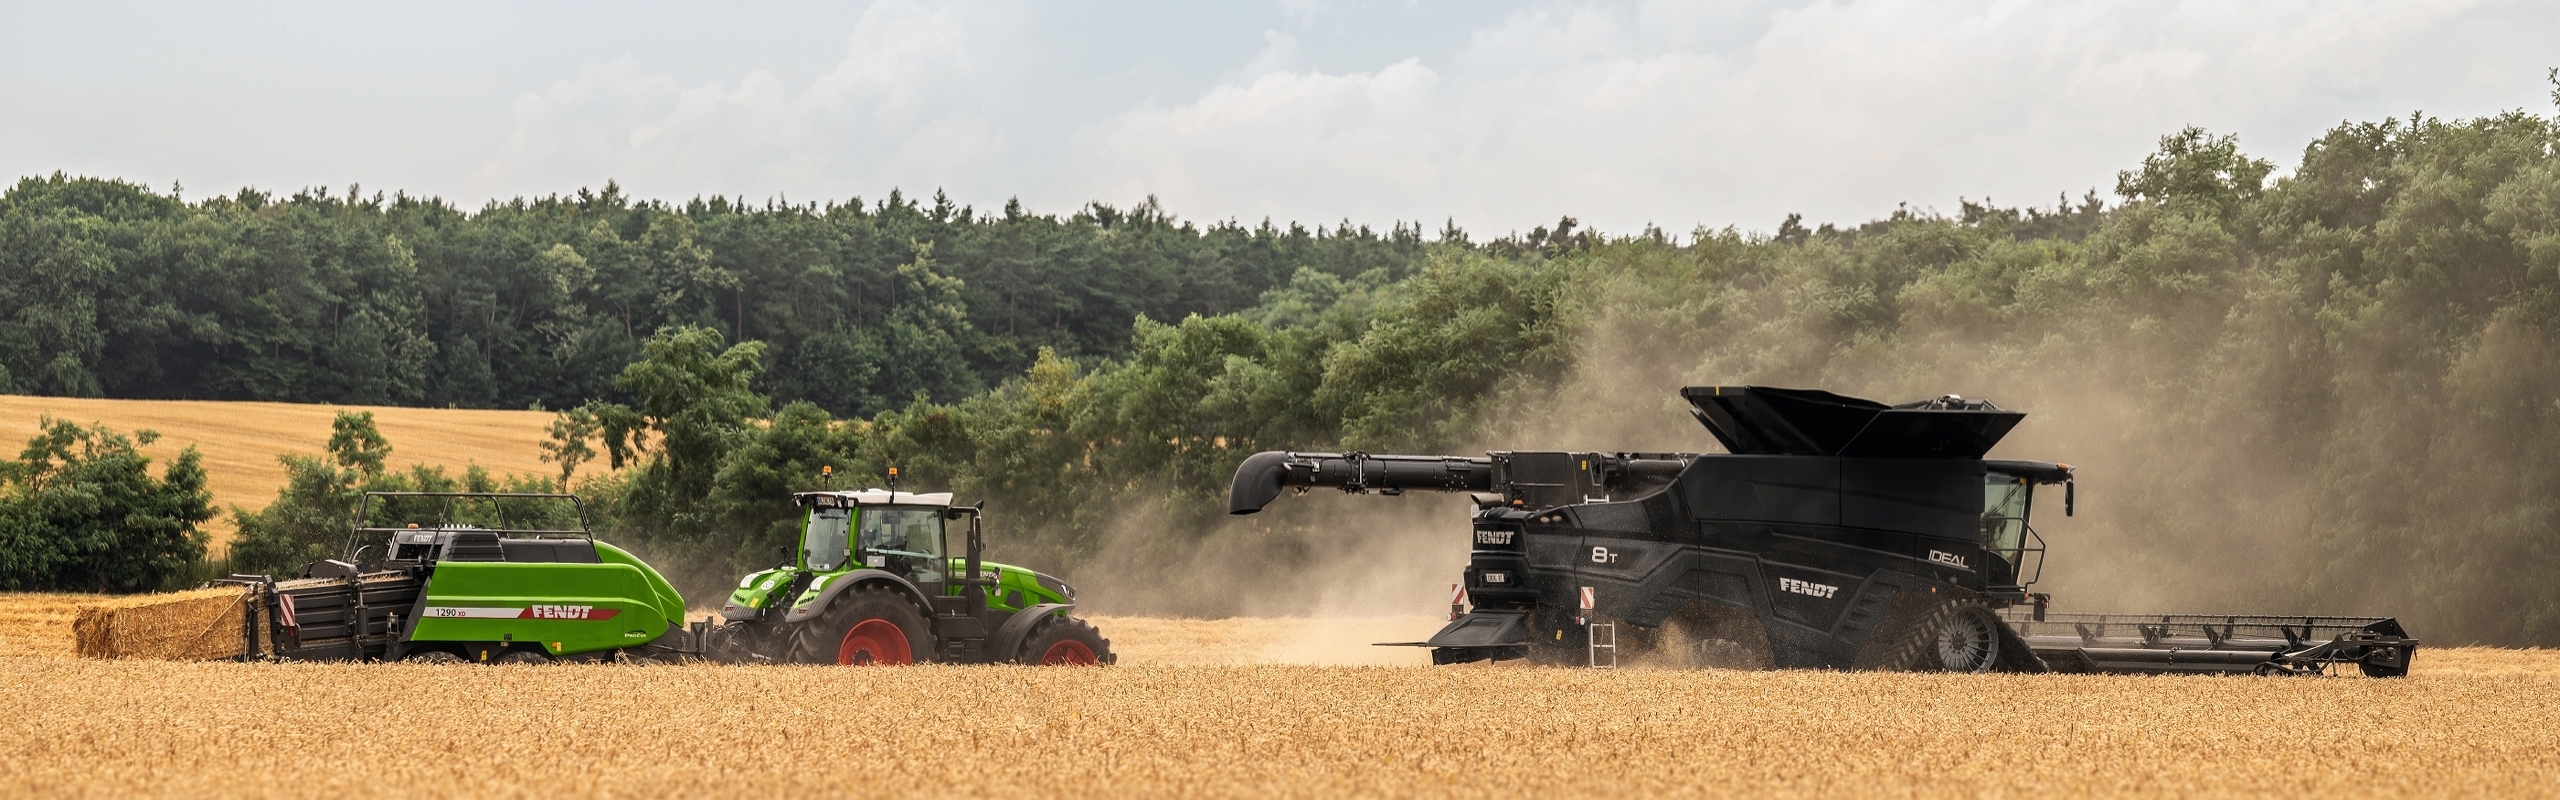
<box><xmin>804</xmin><ymin>508</ymin><xmax>852</xmax><ymax>571</ymax></box>
<box><xmin>858</xmin><ymin>507</ymin><xmax>946</xmax><ymax>583</ymax></box>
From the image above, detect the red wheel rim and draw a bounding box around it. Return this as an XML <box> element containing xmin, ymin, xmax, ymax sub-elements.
<box><xmin>1039</xmin><ymin>639</ymin><xmax>1098</xmax><ymax>666</ymax></box>
<box><xmin>838</xmin><ymin>619</ymin><xmax>913</xmax><ymax>665</ymax></box>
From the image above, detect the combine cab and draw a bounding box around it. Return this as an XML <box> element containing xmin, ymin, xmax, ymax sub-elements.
<box><xmin>1226</xmin><ymin>386</ymin><xmax>2417</xmax><ymax>676</ymax></box>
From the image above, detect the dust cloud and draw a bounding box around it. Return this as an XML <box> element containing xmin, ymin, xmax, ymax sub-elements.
<box><xmin>1054</xmin><ymin>249</ymin><xmax>2551</xmax><ymax>647</ymax></box>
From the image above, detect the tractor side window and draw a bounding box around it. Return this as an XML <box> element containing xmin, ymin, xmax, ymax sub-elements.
<box><xmin>804</xmin><ymin>508</ymin><xmax>852</xmax><ymax>571</ymax></box>
<box><xmin>857</xmin><ymin>507</ymin><xmax>946</xmax><ymax>582</ymax></box>
<box><xmin>1983</xmin><ymin>476</ymin><xmax>2029</xmax><ymax>565</ymax></box>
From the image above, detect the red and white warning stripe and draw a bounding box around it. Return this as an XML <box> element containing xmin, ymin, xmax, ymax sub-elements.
<box><xmin>277</xmin><ymin>593</ymin><xmax>299</xmax><ymax>629</ymax></box>
<box><xmin>423</xmin><ymin>605</ymin><xmax>620</xmax><ymax>621</ymax></box>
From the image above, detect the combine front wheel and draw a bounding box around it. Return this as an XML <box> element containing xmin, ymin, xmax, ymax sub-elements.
<box><xmin>796</xmin><ymin>584</ymin><xmax>930</xmax><ymax>666</ymax></box>
<box><xmin>1019</xmin><ymin>616</ymin><xmax>1114</xmax><ymax>666</ymax></box>
<box><xmin>1872</xmin><ymin>601</ymin><xmax>2004</xmax><ymax>673</ymax></box>
<box><xmin>1930</xmin><ymin>606</ymin><xmax>2002</xmax><ymax>673</ymax></box>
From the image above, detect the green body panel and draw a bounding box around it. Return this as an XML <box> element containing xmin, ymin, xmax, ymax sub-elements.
<box><xmin>738</xmin><ymin>558</ymin><xmax>1068</xmax><ymax>616</ymax></box>
<box><xmin>731</xmin><ymin>566</ymin><xmax>799</xmax><ymax>612</ymax></box>
<box><xmin>726</xmin><ymin>503</ymin><xmax>1075</xmax><ymax>629</ymax></box>
<box><xmin>414</xmin><ymin>549</ymin><xmax>681</xmax><ymax>656</ymax></box>
<box><xmin>960</xmin><ymin>560</ymin><xmax>1070</xmax><ymax>611</ymax></box>
<box><xmin>594</xmin><ymin>541</ymin><xmax>687</xmax><ymax>622</ymax></box>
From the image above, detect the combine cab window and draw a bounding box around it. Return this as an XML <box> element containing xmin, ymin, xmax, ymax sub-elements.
<box><xmin>1983</xmin><ymin>476</ymin><xmax>2030</xmax><ymax>568</ymax></box>
<box><xmin>858</xmin><ymin>507</ymin><xmax>946</xmax><ymax>584</ymax></box>
<box><xmin>805</xmin><ymin>508</ymin><xmax>852</xmax><ymax>571</ymax></box>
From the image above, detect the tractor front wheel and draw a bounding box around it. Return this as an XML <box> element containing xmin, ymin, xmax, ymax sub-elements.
<box><xmin>1017</xmin><ymin>615</ymin><xmax>1115</xmax><ymax>666</ymax></box>
<box><xmin>796</xmin><ymin>584</ymin><xmax>931</xmax><ymax>666</ymax></box>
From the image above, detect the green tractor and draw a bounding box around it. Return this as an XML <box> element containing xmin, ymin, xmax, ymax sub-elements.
<box><xmin>705</xmin><ymin>476</ymin><xmax>1114</xmax><ymax>666</ymax></box>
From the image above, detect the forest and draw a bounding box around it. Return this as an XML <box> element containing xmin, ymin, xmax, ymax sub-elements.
<box><xmin>5</xmin><ymin>103</ymin><xmax>2559</xmax><ymax>646</ymax></box>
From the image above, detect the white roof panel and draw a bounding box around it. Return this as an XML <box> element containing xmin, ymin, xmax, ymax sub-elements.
<box><xmin>795</xmin><ymin>489</ymin><xmax>955</xmax><ymax>508</ymax></box>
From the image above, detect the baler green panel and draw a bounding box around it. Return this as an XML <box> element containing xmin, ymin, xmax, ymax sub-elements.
<box><xmin>414</xmin><ymin>562</ymin><xmax>673</xmax><ymax>655</ymax></box>
<box><xmin>594</xmin><ymin>540</ymin><xmax>687</xmax><ymax>623</ymax></box>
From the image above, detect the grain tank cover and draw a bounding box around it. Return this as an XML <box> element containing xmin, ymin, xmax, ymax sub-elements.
<box><xmin>1681</xmin><ymin>385</ymin><xmax>2024</xmax><ymax>459</ymax></box>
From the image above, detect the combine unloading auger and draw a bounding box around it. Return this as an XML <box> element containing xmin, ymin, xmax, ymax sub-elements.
<box><xmin>1227</xmin><ymin>386</ymin><xmax>2417</xmax><ymax>676</ymax></box>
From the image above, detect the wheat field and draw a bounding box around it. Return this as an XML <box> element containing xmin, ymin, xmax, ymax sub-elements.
<box><xmin>0</xmin><ymin>396</ymin><xmax>575</xmax><ymax>549</ymax></box>
<box><xmin>0</xmin><ymin>394</ymin><xmax>2551</xmax><ymax>797</ymax></box>
<box><xmin>1</xmin><ymin>596</ymin><xmax>2553</xmax><ymax>799</ymax></box>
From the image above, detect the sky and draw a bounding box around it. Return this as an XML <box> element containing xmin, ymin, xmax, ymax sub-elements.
<box><xmin>3</xmin><ymin>0</ymin><xmax>2556</xmax><ymax>237</ymax></box>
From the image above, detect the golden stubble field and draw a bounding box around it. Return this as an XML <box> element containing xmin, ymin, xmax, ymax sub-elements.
<box><xmin>2</xmin><ymin>599</ymin><xmax>2555</xmax><ymax>799</ymax></box>
<box><xmin>0</xmin><ymin>395</ymin><xmax>574</xmax><ymax>549</ymax></box>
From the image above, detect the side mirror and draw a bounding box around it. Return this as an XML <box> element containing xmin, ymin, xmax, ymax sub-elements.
<box><xmin>2063</xmin><ymin>480</ymin><xmax>2075</xmax><ymax>517</ymax></box>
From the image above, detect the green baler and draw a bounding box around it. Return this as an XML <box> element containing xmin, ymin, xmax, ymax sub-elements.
<box><xmin>219</xmin><ymin>492</ymin><xmax>700</xmax><ymax>664</ymax></box>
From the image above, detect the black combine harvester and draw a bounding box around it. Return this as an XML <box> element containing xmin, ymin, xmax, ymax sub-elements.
<box><xmin>1227</xmin><ymin>386</ymin><xmax>2417</xmax><ymax>676</ymax></box>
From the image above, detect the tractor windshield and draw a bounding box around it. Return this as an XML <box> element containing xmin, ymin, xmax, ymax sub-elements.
<box><xmin>804</xmin><ymin>508</ymin><xmax>852</xmax><ymax>571</ymax></box>
<box><xmin>857</xmin><ymin>507</ymin><xmax>946</xmax><ymax>584</ymax></box>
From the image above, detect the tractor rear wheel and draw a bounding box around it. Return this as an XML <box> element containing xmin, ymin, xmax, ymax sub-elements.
<box><xmin>1017</xmin><ymin>615</ymin><xmax>1114</xmax><ymax>666</ymax></box>
<box><xmin>796</xmin><ymin>584</ymin><xmax>931</xmax><ymax>665</ymax></box>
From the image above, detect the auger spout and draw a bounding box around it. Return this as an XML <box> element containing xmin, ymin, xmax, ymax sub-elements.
<box><xmin>1226</xmin><ymin>451</ymin><xmax>1496</xmax><ymax>514</ymax></box>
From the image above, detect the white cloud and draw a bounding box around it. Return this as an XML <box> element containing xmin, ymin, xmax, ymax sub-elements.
<box><xmin>1068</xmin><ymin>0</ymin><xmax>2554</xmax><ymax>235</ymax></box>
<box><xmin>465</xmin><ymin>0</ymin><xmax>1001</xmax><ymax>201</ymax></box>
<box><xmin>420</xmin><ymin>0</ymin><xmax>2559</xmax><ymax>233</ymax></box>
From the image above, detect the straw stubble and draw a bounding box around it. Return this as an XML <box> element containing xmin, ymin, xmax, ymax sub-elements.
<box><xmin>0</xmin><ymin>648</ymin><xmax>2552</xmax><ymax>799</ymax></box>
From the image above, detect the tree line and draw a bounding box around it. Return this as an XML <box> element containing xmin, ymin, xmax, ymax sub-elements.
<box><xmin>0</xmin><ymin>178</ymin><xmax>1435</xmax><ymax>417</ymax></box>
<box><xmin>8</xmin><ymin>103</ymin><xmax>2560</xmax><ymax>646</ymax></box>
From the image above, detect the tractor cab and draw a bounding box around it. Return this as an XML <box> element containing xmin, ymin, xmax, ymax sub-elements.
<box><xmin>796</xmin><ymin>489</ymin><xmax>956</xmax><ymax>587</ymax></box>
<box><xmin>1981</xmin><ymin>460</ymin><xmax>2072</xmax><ymax>597</ymax></box>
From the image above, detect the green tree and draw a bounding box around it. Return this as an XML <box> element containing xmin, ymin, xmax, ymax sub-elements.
<box><xmin>0</xmin><ymin>419</ymin><xmax>212</xmax><ymax>592</ymax></box>
<box><xmin>539</xmin><ymin>406</ymin><xmax>599</xmax><ymax>491</ymax></box>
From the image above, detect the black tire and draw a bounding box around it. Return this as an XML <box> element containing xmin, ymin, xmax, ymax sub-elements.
<box><xmin>793</xmin><ymin>583</ymin><xmax>931</xmax><ymax>665</ymax></box>
<box><xmin>1016</xmin><ymin>615</ymin><xmax>1114</xmax><ymax>666</ymax></box>
<box><xmin>402</xmin><ymin>649</ymin><xmax>465</xmax><ymax>664</ymax></box>
<box><xmin>491</xmin><ymin>650</ymin><xmax>552</xmax><ymax>666</ymax></box>
<box><xmin>1872</xmin><ymin>601</ymin><xmax>2003</xmax><ymax>673</ymax></box>
<box><xmin>1929</xmin><ymin>605</ymin><xmax>2003</xmax><ymax>673</ymax></box>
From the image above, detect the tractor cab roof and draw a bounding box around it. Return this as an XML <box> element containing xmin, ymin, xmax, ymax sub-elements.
<box><xmin>794</xmin><ymin>489</ymin><xmax>955</xmax><ymax>509</ymax></box>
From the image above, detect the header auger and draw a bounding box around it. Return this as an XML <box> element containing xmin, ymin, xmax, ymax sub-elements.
<box><xmin>1229</xmin><ymin>386</ymin><xmax>2416</xmax><ymax>676</ymax></box>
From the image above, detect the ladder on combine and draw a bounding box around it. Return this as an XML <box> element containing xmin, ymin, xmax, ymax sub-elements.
<box><xmin>1588</xmin><ymin>622</ymin><xmax>1617</xmax><ymax>668</ymax></box>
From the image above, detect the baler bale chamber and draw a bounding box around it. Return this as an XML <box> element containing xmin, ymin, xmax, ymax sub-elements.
<box><xmin>1227</xmin><ymin>385</ymin><xmax>2418</xmax><ymax>676</ymax></box>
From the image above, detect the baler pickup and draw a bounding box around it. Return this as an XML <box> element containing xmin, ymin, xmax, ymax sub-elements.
<box><xmin>2002</xmin><ymin>611</ymin><xmax>2416</xmax><ymax>676</ymax></box>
